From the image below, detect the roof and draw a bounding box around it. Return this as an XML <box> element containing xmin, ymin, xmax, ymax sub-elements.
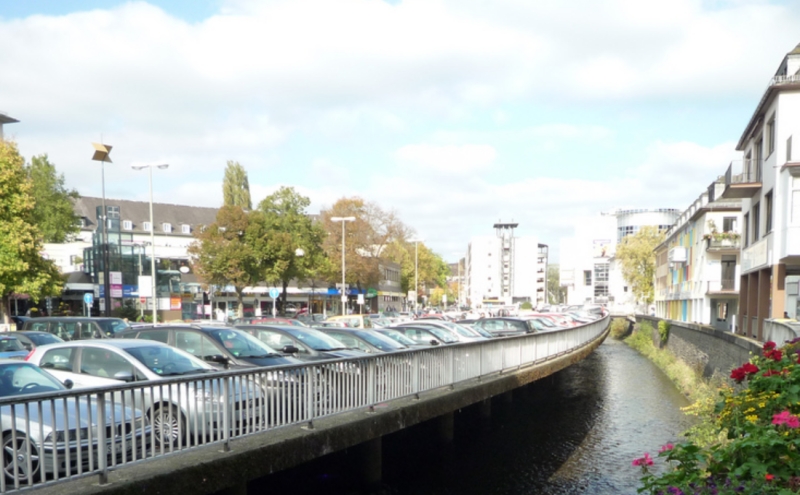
<box><xmin>73</xmin><ymin>196</ymin><xmax>219</xmax><ymax>236</ymax></box>
<box><xmin>0</xmin><ymin>113</ymin><xmax>19</xmax><ymax>125</ymax></box>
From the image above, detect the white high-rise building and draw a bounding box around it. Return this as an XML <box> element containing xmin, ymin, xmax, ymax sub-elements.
<box><xmin>464</xmin><ymin>223</ymin><xmax>548</xmax><ymax>309</ymax></box>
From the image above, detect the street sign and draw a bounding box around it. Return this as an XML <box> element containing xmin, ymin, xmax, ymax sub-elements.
<box><xmin>83</xmin><ymin>292</ymin><xmax>94</xmax><ymax>305</ymax></box>
<box><xmin>269</xmin><ymin>288</ymin><xmax>280</xmax><ymax>299</ymax></box>
<box><xmin>340</xmin><ymin>295</ymin><xmax>347</xmax><ymax>303</ymax></box>
<box><xmin>366</xmin><ymin>288</ymin><xmax>378</xmax><ymax>298</ymax></box>
<box><xmin>357</xmin><ymin>294</ymin><xmax>365</xmax><ymax>305</ymax></box>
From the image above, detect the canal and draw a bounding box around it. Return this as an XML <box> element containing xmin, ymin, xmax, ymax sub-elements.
<box><xmin>251</xmin><ymin>337</ymin><xmax>695</xmax><ymax>495</ymax></box>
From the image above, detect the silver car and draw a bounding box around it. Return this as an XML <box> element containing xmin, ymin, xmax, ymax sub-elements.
<box><xmin>27</xmin><ymin>340</ymin><xmax>263</xmax><ymax>447</ymax></box>
<box><xmin>0</xmin><ymin>359</ymin><xmax>145</xmax><ymax>486</ymax></box>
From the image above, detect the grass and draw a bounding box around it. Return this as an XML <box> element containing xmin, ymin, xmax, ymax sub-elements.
<box><xmin>609</xmin><ymin>317</ymin><xmax>630</xmax><ymax>339</ymax></box>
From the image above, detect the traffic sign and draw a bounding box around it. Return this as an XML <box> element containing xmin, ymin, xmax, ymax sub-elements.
<box><xmin>83</xmin><ymin>292</ymin><xmax>94</xmax><ymax>305</ymax></box>
<box><xmin>269</xmin><ymin>288</ymin><xmax>280</xmax><ymax>299</ymax></box>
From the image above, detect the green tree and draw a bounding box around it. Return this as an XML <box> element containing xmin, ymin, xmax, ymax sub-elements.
<box><xmin>222</xmin><ymin>160</ymin><xmax>252</xmax><ymax>210</ymax></box>
<box><xmin>547</xmin><ymin>264</ymin><xmax>566</xmax><ymax>304</ymax></box>
<box><xmin>187</xmin><ymin>205</ymin><xmax>265</xmax><ymax>318</ymax></box>
<box><xmin>257</xmin><ymin>186</ymin><xmax>327</xmax><ymax>311</ymax></box>
<box><xmin>25</xmin><ymin>154</ymin><xmax>80</xmax><ymax>243</ymax></box>
<box><xmin>0</xmin><ymin>141</ymin><xmax>64</xmax><ymax>325</ymax></box>
<box><xmin>615</xmin><ymin>226</ymin><xmax>664</xmax><ymax>305</ymax></box>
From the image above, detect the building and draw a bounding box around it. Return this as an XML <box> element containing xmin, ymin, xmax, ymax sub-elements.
<box><xmin>653</xmin><ymin>181</ymin><xmax>742</xmax><ymax>330</ymax></box>
<box><xmin>560</xmin><ymin>208</ymin><xmax>680</xmax><ymax>311</ymax></box>
<box><xmin>716</xmin><ymin>42</ymin><xmax>800</xmax><ymax>339</ymax></box>
<box><xmin>464</xmin><ymin>223</ymin><xmax>548</xmax><ymax>309</ymax></box>
<box><xmin>0</xmin><ymin>112</ymin><xmax>18</xmax><ymax>140</ymax></box>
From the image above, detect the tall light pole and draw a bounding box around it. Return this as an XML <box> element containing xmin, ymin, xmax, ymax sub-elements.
<box><xmin>331</xmin><ymin>217</ymin><xmax>355</xmax><ymax>316</ymax></box>
<box><xmin>91</xmin><ymin>143</ymin><xmax>113</xmax><ymax>316</ymax></box>
<box><xmin>132</xmin><ymin>163</ymin><xmax>169</xmax><ymax>323</ymax></box>
<box><xmin>410</xmin><ymin>238</ymin><xmax>424</xmax><ymax>311</ymax></box>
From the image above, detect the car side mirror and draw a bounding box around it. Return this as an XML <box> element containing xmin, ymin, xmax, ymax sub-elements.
<box><xmin>63</xmin><ymin>379</ymin><xmax>74</xmax><ymax>390</ymax></box>
<box><xmin>113</xmin><ymin>371</ymin><xmax>135</xmax><ymax>382</ymax></box>
<box><xmin>282</xmin><ymin>345</ymin><xmax>299</xmax><ymax>354</ymax></box>
<box><xmin>430</xmin><ymin>340</ymin><xmax>440</xmax><ymax>346</ymax></box>
<box><xmin>206</xmin><ymin>355</ymin><xmax>230</xmax><ymax>365</ymax></box>
<box><xmin>22</xmin><ymin>343</ymin><xmax>32</xmax><ymax>351</ymax></box>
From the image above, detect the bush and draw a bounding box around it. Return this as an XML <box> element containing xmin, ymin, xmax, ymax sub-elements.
<box><xmin>520</xmin><ymin>301</ymin><xmax>533</xmax><ymax>310</ymax></box>
<box><xmin>610</xmin><ymin>318</ymin><xmax>630</xmax><ymax>339</ymax></box>
<box><xmin>635</xmin><ymin>339</ymin><xmax>800</xmax><ymax>493</ymax></box>
<box><xmin>658</xmin><ymin>320</ymin><xmax>670</xmax><ymax>345</ymax></box>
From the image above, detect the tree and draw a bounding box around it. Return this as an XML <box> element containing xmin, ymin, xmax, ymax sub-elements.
<box><xmin>383</xmin><ymin>239</ymin><xmax>450</xmax><ymax>304</ymax></box>
<box><xmin>615</xmin><ymin>226</ymin><xmax>664</xmax><ymax>305</ymax></box>
<box><xmin>25</xmin><ymin>154</ymin><xmax>80</xmax><ymax>243</ymax></box>
<box><xmin>257</xmin><ymin>186</ymin><xmax>327</xmax><ymax>311</ymax></box>
<box><xmin>547</xmin><ymin>264</ymin><xmax>566</xmax><ymax>305</ymax></box>
<box><xmin>0</xmin><ymin>141</ymin><xmax>64</xmax><ymax>325</ymax></box>
<box><xmin>222</xmin><ymin>160</ymin><xmax>252</xmax><ymax>210</ymax></box>
<box><xmin>187</xmin><ymin>205</ymin><xmax>265</xmax><ymax>318</ymax></box>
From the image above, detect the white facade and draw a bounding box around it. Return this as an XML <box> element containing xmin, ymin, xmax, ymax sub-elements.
<box><xmin>464</xmin><ymin>231</ymin><xmax>547</xmax><ymax>308</ymax></box>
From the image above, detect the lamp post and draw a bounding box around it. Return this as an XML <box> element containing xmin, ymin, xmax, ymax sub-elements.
<box><xmin>131</xmin><ymin>163</ymin><xmax>169</xmax><ymax>323</ymax></box>
<box><xmin>331</xmin><ymin>217</ymin><xmax>355</xmax><ymax>316</ymax></box>
<box><xmin>91</xmin><ymin>143</ymin><xmax>113</xmax><ymax>316</ymax></box>
<box><xmin>409</xmin><ymin>239</ymin><xmax>423</xmax><ymax>312</ymax></box>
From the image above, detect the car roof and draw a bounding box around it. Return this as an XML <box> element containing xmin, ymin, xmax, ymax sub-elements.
<box><xmin>25</xmin><ymin>316</ymin><xmax>125</xmax><ymax>322</ymax></box>
<box><xmin>0</xmin><ymin>358</ymin><xmax>36</xmax><ymax>365</ymax></box>
<box><xmin>37</xmin><ymin>338</ymin><xmax>170</xmax><ymax>350</ymax></box>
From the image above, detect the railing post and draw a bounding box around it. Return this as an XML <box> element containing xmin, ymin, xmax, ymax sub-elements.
<box><xmin>411</xmin><ymin>353</ymin><xmax>419</xmax><ymax>395</ymax></box>
<box><xmin>366</xmin><ymin>360</ymin><xmax>376</xmax><ymax>406</ymax></box>
<box><xmin>222</xmin><ymin>377</ymin><xmax>231</xmax><ymax>452</ymax></box>
<box><xmin>97</xmin><ymin>393</ymin><xmax>108</xmax><ymax>484</ymax></box>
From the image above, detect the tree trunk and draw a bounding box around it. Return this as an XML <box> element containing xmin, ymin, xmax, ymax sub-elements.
<box><xmin>281</xmin><ymin>279</ymin><xmax>289</xmax><ymax>316</ymax></box>
<box><xmin>236</xmin><ymin>289</ymin><xmax>245</xmax><ymax>318</ymax></box>
<box><xmin>1</xmin><ymin>294</ymin><xmax>8</xmax><ymax>325</ymax></box>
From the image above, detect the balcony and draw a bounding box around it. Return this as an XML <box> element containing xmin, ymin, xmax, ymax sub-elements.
<box><xmin>668</xmin><ymin>246</ymin><xmax>687</xmax><ymax>264</ymax></box>
<box><xmin>705</xmin><ymin>235</ymin><xmax>741</xmax><ymax>252</ymax></box>
<box><xmin>706</xmin><ymin>279</ymin><xmax>737</xmax><ymax>295</ymax></box>
<box><xmin>720</xmin><ymin>159</ymin><xmax>762</xmax><ymax>199</ymax></box>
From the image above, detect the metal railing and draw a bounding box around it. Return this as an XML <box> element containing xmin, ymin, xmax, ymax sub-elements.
<box><xmin>707</xmin><ymin>279</ymin><xmax>736</xmax><ymax>293</ymax></box>
<box><xmin>725</xmin><ymin>159</ymin><xmax>762</xmax><ymax>186</ymax></box>
<box><xmin>0</xmin><ymin>316</ymin><xmax>608</xmax><ymax>492</ymax></box>
<box><xmin>762</xmin><ymin>319</ymin><xmax>800</xmax><ymax>345</ymax></box>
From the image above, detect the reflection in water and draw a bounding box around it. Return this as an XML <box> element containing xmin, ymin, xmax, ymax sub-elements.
<box><xmin>251</xmin><ymin>338</ymin><xmax>695</xmax><ymax>495</ymax></box>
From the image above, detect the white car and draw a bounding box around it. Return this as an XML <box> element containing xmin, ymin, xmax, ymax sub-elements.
<box><xmin>27</xmin><ymin>340</ymin><xmax>262</xmax><ymax>446</ymax></box>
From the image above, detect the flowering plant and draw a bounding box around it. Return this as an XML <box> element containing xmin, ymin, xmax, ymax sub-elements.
<box><xmin>636</xmin><ymin>339</ymin><xmax>800</xmax><ymax>494</ymax></box>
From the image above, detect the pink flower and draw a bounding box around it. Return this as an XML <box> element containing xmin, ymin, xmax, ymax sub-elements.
<box><xmin>632</xmin><ymin>453</ymin><xmax>654</xmax><ymax>467</ymax></box>
<box><xmin>772</xmin><ymin>410</ymin><xmax>800</xmax><ymax>428</ymax></box>
<box><xmin>659</xmin><ymin>443</ymin><xmax>674</xmax><ymax>453</ymax></box>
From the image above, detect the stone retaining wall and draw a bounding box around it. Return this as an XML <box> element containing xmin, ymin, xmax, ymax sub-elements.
<box><xmin>636</xmin><ymin>315</ymin><xmax>762</xmax><ymax>381</ymax></box>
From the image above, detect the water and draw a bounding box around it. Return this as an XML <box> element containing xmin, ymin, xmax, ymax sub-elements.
<box><xmin>252</xmin><ymin>338</ymin><xmax>695</xmax><ymax>495</ymax></box>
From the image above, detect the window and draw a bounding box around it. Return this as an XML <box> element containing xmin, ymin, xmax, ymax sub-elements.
<box><xmin>767</xmin><ymin>115</ymin><xmax>776</xmax><ymax>157</ymax></box>
<box><xmin>122</xmin><ymin>220</ymin><xmax>133</xmax><ymax>230</ymax></box>
<box><xmin>143</xmin><ymin>221</ymin><xmax>152</xmax><ymax>232</ymax></box>
<box><xmin>723</xmin><ymin>217</ymin><xmax>737</xmax><ymax>232</ymax></box>
<box><xmin>743</xmin><ymin>213</ymin><xmax>750</xmax><ymax>246</ymax></box>
<box><xmin>137</xmin><ymin>330</ymin><xmax>170</xmax><ymax>343</ymax></box>
<box><xmin>181</xmin><ymin>224</ymin><xmax>191</xmax><ymax>234</ymax></box>
<box><xmin>765</xmin><ymin>191</ymin><xmax>773</xmax><ymax>234</ymax></box>
<box><xmin>175</xmin><ymin>331</ymin><xmax>220</xmax><ymax>361</ymax></box>
<box><xmin>584</xmin><ymin>270</ymin><xmax>592</xmax><ymax>286</ymax></box>
<box><xmin>162</xmin><ymin>223</ymin><xmax>172</xmax><ymax>233</ymax></box>
<box><xmin>40</xmin><ymin>348</ymin><xmax>75</xmax><ymax>372</ymax></box>
<box><xmin>753</xmin><ymin>203</ymin><xmax>761</xmax><ymax>241</ymax></box>
<box><xmin>79</xmin><ymin>348</ymin><xmax>135</xmax><ymax>379</ymax></box>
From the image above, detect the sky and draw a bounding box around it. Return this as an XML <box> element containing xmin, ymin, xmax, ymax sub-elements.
<box><xmin>2</xmin><ymin>0</ymin><xmax>799</xmax><ymax>263</ymax></box>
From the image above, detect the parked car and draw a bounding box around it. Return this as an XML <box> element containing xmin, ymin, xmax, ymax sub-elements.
<box><xmin>415</xmin><ymin>318</ymin><xmax>495</xmax><ymax>339</ymax></box>
<box><xmin>9</xmin><ymin>331</ymin><xmax>64</xmax><ymax>351</ymax></box>
<box><xmin>0</xmin><ymin>359</ymin><xmax>146</xmax><ymax>484</ymax></box>
<box><xmin>324</xmin><ymin>315</ymin><xmax>373</xmax><ymax>329</ymax></box>
<box><xmin>470</xmin><ymin>317</ymin><xmax>533</xmax><ymax>337</ymax></box>
<box><xmin>9</xmin><ymin>316</ymin><xmax>29</xmax><ymax>330</ymax></box>
<box><xmin>116</xmin><ymin>324</ymin><xmax>304</xmax><ymax>369</ymax></box>
<box><xmin>232</xmin><ymin>317</ymin><xmax>307</xmax><ymax>327</ymax></box>
<box><xmin>26</xmin><ymin>340</ymin><xmax>262</xmax><ymax>445</ymax></box>
<box><xmin>294</xmin><ymin>313</ymin><xmax>326</xmax><ymax>325</ymax></box>
<box><xmin>234</xmin><ymin>325</ymin><xmax>367</xmax><ymax>362</ymax></box>
<box><xmin>0</xmin><ymin>335</ymin><xmax>31</xmax><ymax>359</ymax></box>
<box><xmin>394</xmin><ymin>320</ymin><xmax>486</xmax><ymax>342</ymax></box>
<box><xmin>21</xmin><ymin>317</ymin><xmax>130</xmax><ymax>340</ymax></box>
<box><xmin>317</xmin><ymin>328</ymin><xmax>410</xmax><ymax>354</ymax></box>
<box><xmin>376</xmin><ymin>328</ymin><xmax>435</xmax><ymax>348</ymax></box>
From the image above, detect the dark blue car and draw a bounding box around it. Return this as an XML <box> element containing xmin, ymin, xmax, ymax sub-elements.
<box><xmin>0</xmin><ymin>335</ymin><xmax>30</xmax><ymax>359</ymax></box>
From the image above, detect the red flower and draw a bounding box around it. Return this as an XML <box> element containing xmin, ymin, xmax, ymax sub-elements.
<box><xmin>764</xmin><ymin>341</ymin><xmax>777</xmax><ymax>352</ymax></box>
<box><xmin>765</xmin><ymin>349</ymin><xmax>783</xmax><ymax>361</ymax></box>
<box><xmin>731</xmin><ymin>367</ymin><xmax>746</xmax><ymax>382</ymax></box>
<box><xmin>763</xmin><ymin>369</ymin><xmax>783</xmax><ymax>377</ymax></box>
<box><xmin>741</xmin><ymin>363</ymin><xmax>759</xmax><ymax>374</ymax></box>
<box><xmin>766</xmin><ymin>473</ymin><xmax>775</xmax><ymax>481</ymax></box>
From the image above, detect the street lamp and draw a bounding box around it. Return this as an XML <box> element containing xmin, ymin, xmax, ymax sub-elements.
<box><xmin>131</xmin><ymin>163</ymin><xmax>169</xmax><ymax>323</ymax></box>
<box><xmin>331</xmin><ymin>216</ymin><xmax>355</xmax><ymax>316</ymax></box>
<box><xmin>91</xmin><ymin>142</ymin><xmax>113</xmax><ymax>316</ymax></box>
<box><xmin>409</xmin><ymin>239</ymin><xmax>424</xmax><ymax>312</ymax></box>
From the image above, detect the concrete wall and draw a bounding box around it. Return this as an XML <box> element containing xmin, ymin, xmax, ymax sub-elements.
<box><xmin>636</xmin><ymin>315</ymin><xmax>761</xmax><ymax>381</ymax></box>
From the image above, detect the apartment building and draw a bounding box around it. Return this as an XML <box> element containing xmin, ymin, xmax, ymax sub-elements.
<box><xmin>464</xmin><ymin>223</ymin><xmax>548</xmax><ymax>309</ymax></box>
<box><xmin>653</xmin><ymin>182</ymin><xmax>742</xmax><ymax>330</ymax></box>
<box><xmin>716</xmin><ymin>43</ymin><xmax>800</xmax><ymax>339</ymax></box>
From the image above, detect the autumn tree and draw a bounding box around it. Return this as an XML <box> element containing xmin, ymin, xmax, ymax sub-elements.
<box><xmin>383</xmin><ymin>240</ymin><xmax>450</xmax><ymax>304</ymax></box>
<box><xmin>25</xmin><ymin>154</ymin><xmax>80</xmax><ymax>243</ymax></box>
<box><xmin>188</xmin><ymin>205</ymin><xmax>266</xmax><ymax>318</ymax></box>
<box><xmin>0</xmin><ymin>141</ymin><xmax>64</xmax><ymax>325</ymax></box>
<box><xmin>257</xmin><ymin>186</ymin><xmax>327</xmax><ymax>309</ymax></box>
<box><xmin>547</xmin><ymin>264</ymin><xmax>566</xmax><ymax>304</ymax></box>
<box><xmin>615</xmin><ymin>226</ymin><xmax>664</xmax><ymax>306</ymax></box>
<box><xmin>222</xmin><ymin>160</ymin><xmax>252</xmax><ymax>210</ymax></box>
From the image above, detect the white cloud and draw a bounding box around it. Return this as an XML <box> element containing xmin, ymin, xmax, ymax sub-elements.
<box><xmin>394</xmin><ymin>143</ymin><xmax>496</xmax><ymax>173</ymax></box>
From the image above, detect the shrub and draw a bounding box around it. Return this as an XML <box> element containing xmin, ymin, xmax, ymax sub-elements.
<box><xmin>635</xmin><ymin>339</ymin><xmax>800</xmax><ymax>493</ymax></box>
<box><xmin>610</xmin><ymin>318</ymin><xmax>631</xmax><ymax>339</ymax></box>
<box><xmin>657</xmin><ymin>320</ymin><xmax>670</xmax><ymax>345</ymax></box>
<box><xmin>520</xmin><ymin>301</ymin><xmax>533</xmax><ymax>310</ymax></box>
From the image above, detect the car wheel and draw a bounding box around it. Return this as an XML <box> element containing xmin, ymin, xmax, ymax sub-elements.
<box><xmin>2</xmin><ymin>432</ymin><xmax>40</xmax><ymax>484</ymax></box>
<box><xmin>149</xmin><ymin>405</ymin><xmax>185</xmax><ymax>447</ymax></box>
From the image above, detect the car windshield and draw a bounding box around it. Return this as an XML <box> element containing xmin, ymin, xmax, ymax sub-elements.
<box><xmin>354</xmin><ymin>331</ymin><xmax>407</xmax><ymax>351</ymax></box>
<box><xmin>98</xmin><ymin>319</ymin><xmax>131</xmax><ymax>335</ymax></box>
<box><xmin>25</xmin><ymin>333</ymin><xmax>64</xmax><ymax>346</ymax></box>
<box><xmin>378</xmin><ymin>329</ymin><xmax>418</xmax><ymax>346</ymax></box>
<box><xmin>528</xmin><ymin>319</ymin><xmax>546</xmax><ymax>331</ymax></box>
<box><xmin>0</xmin><ymin>338</ymin><xmax>25</xmax><ymax>353</ymax></box>
<box><xmin>283</xmin><ymin>327</ymin><xmax>348</xmax><ymax>351</ymax></box>
<box><xmin>0</xmin><ymin>362</ymin><xmax>65</xmax><ymax>397</ymax></box>
<box><xmin>440</xmin><ymin>321</ymin><xmax>479</xmax><ymax>338</ymax></box>
<box><xmin>208</xmin><ymin>329</ymin><xmax>280</xmax><ymax>358</ymax></box>
<box><xmin>426</xmin><ymin>327</ymin><xmax>459</xmax><ymax>343</ymax></box>
<box><xmin>126</xmin><ymin>345</ymin><xmax>211</xmax><ymax>376</ymax></box>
